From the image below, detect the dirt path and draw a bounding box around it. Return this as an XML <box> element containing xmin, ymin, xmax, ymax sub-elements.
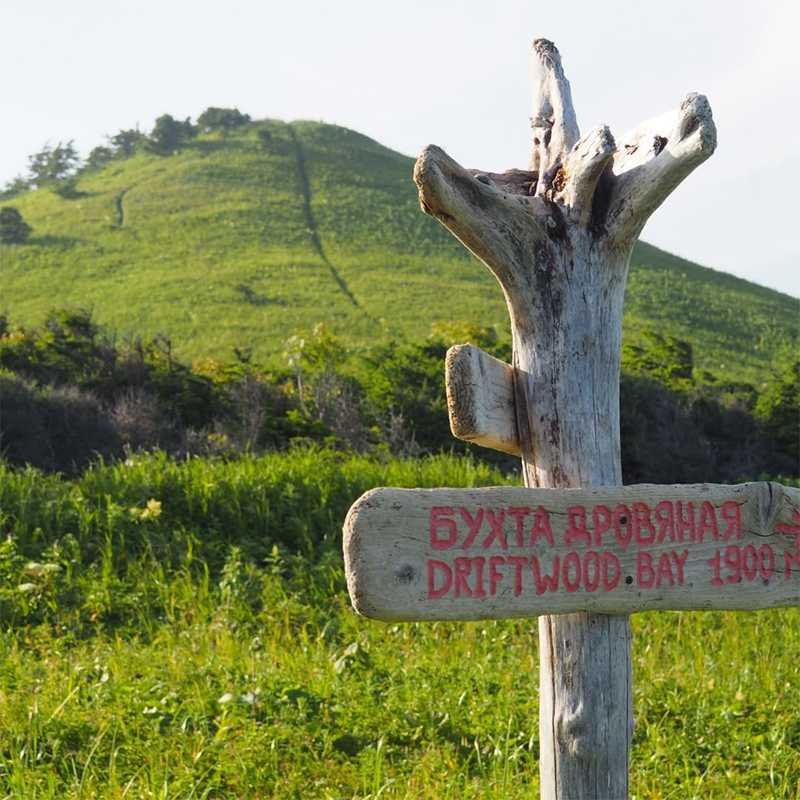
<box><xmin>287</xmin><ymin>125</ymin><xmax>371</xmax><ymax>317</ymax></box>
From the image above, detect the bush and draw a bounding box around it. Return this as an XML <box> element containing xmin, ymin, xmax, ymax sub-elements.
<box><xmin>27</xmin><ymin>141</ymin><xmax>80</xmax><ymax>188</ymax></box>
<box><xmin>0</xmin><ymin>207</ymin><xmax>32</xmax><ymax>244</ymax></box>
<box><xmin>1</xmin><ymin>309</ymin><xmax>796</xmax><ymax>482</ymax></box>
<box><xmin>361</xmin><ymin>340</ymin><xmax>451</xmax><ymax>454</ymax></box>
<box><xmin>755</xmin><ymin>356</ymin><xmax>800</xmax><ymax>464</ymax></box>
<box><xmin>0</xmin><ymin>175</ymin><xmax>30</xmax><ymax>199</ymax></box>
<box><xmin>111</xmin><ymin>388</ymin><xmax>175</xmax><ymax>452</ymax></box>
<box><xmin>619</xmin><ymin>373</ymin><xmax>793</xmax><ymax>484</ymax></box>
<box><xmin>622</xmin><ymin>330</ymin><xmax>694</xmax><ymax>391</ymax></box>
<box><xmin>197</xmin><ymin>107</ymin><xmax>251</xmax><ymax>133</ymax></box>
<box><xmin>108</xmin><ymin>128</ymin><xmax>145</xmax><ymax>158</ymax></box>
<box><xmin>0</xmin><ymin>310</ymin><xmax>320</xmax><ymax>471</ymax></box>
<box><xmin>52</xmin><ymin>176</ymin><xmax>83</xmax><ymax>199</ymax></box>
<box><xmin>146</xmin><ymin>114</ymin><xmax>197</xmax><ymax>155</ymax></box>
<box><xmin>84</xmin><ymin>145</ymin><xmax>115</xmax><ymax>171</ymax></box>
<box><xmin>1</xmin><ymin>308</ymin><xmax>118</xmax><ymax>391</ymax></box>
<box><xmin>0</xmin><ymin>371</ymin><xmax>120</xmax><ymax>473</ymax></box>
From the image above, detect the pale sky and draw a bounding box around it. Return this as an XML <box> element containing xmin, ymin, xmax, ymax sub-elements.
<box><xmin>1</xmin><ymin>0</ymin><xmax>798</xmax><ymax>297</ymax></box>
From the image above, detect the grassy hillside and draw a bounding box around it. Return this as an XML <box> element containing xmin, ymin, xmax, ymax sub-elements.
<box><xmin>1</xmin><ymin>120</ymin><xmax>796</xmax><ymax>385</ymax></box>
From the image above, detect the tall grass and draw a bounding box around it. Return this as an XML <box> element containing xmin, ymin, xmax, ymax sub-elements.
<box><xmin>1</xmin><ymin>450</ymin><xmax>797</xmax><ymax>798</ymax></box>
<box><xmin>0</xmin><ymin>449</ymin><xmax>510</xmax><ymax>630</ymax></box>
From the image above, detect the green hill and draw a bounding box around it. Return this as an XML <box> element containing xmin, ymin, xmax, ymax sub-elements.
<box><xmin>1</xmin><ymin>119</ymin><xmax>796</xmax><ymax>385</ymax></box>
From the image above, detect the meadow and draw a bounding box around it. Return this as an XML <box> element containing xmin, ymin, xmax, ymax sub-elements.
<box><xmin>1</xmin><ymin>450</ymin><xmax>798</xmax><ymax>799</ymax></box>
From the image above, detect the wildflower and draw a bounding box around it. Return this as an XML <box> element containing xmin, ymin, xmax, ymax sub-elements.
<box><xmin>130</xmin><ymin>499</ymin><xmax>162</xmax><ymax>521</ymax></box>
<box><xmin>141</xmin><ymin>499</ymin><xmax>162</xmax><ymax>520</ymax></box>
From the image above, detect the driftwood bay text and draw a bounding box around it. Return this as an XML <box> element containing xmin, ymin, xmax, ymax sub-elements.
<box><xmin>344</xmin><ymin>483</ymin><xmax>800</xmax><ymax>621</ymax></box>
<box><xmin>426</xmin><ymin>499</ymin><xmax>797</xmax><ymax>600</ymax></box>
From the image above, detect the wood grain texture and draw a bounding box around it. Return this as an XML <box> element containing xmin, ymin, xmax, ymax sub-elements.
<box><xmin>344</xmin><ymin>482</ymin><xmax>800</xmax><ymax>621</ymax></box>
<box><xmin>445</xmin><ymin>344</ymin><xmax>520</xmax><ymax>455</ymax></box>
<box><xmin>605</xmin><ymin>93</ymin><xmax>717</xmax><ymax>245</ymax></box>
<box><xmin>410</xmin><ymin>37</ymin><xmax>718</xmax><ymax>800</ymax></box>
<box><xmin>529</xmin><ymin>39</ymin><xmax>580</xmax><ymax>188</ymax></box>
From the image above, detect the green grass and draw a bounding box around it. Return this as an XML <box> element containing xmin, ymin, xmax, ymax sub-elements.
<box><xmin>1</xmin><ymin>451</ymin><xmax>798</xmax><ymax>798</ymax></box>
<box><xmin>1</xmin><ymin>120</ymin><xmax>797</xmax><ymax>386</ymax></box>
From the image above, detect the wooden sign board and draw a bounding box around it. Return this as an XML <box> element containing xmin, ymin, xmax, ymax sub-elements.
<box><xmin>344</xmin><ymin>482</ymin><xmax>800</xmax><ymax>621</ymax></box>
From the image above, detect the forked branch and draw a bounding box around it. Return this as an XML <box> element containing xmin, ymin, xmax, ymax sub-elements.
<box><xmin>413</xmin><ymin>144</ymin><xmax>554</xmax><ymax>292</ymax></box>
<box><xmin>413</xmin><ymin>40</ymin><xmax>716</xmax><ymax>302</ymax></box>
<box><xmin>604</xmin><ymin>92</ymin><xmax>717</xmax><ymax>243</ymax></box>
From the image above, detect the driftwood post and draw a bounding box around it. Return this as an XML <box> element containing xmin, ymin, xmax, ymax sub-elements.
<box><xmin>412</xmin><ymin>40</ymin><xmax>716</xmax><ymax>798</ymax></box>
<box><xmin>342</xmin><ymin>38</ymin><xmax>796</xmax><ymax>800</ymax></box>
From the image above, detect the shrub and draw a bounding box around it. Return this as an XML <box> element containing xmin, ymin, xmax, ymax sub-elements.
<box><xmin>360</xmin><ymin>340</ymin><xmax>451</xmax><ymax>454</ymax></box>
<box><xmin>146</xmin><ymin>115</ymin><xmax>197</xmax><ymax>155</ymax></box>
<box><xmin>27</xmin><ymin>141</ymin><xmax>80</xmax><ymax>188</ymax></box>
<box><xmin>619</xmin><ymin>373</ymin><xmax>792</xmax><ymax>484</ymax></box>
<box><xmin>108</xmin><ymin>128</ymin><xmax>145</xmax><ymax>158</ymax></box>
<box><xmin>84</xmin><ymin>145</ymin><xmax>115</xmax><ymax>171</ymax></box>
<box><xmin>52</xmin><ymin>176</ymin><xmax>83</xmax><ymax>199</ymax></box>
<box><xmin>111</xmin><ymin>388</ymin><xmax>174</xmax><ymax>452</ymax></box>
<box><xmin>0</xmin><ymin>371</ymin><xmax>120</xmax><ymax>473</ymax></box>
<box><xmin>0</xmin><ymin>207</ymin><xmax>32</xmax><ymax>244</ymax></box>
<box><xmin>0</xmin><ymin>174</ymin><xmax>30</xmax><ymax>199</ymax></box>
<box><xmin>755</xmin><ymin>356</ymin><xmax>800</xmax><ymax>464</ymax></box>
<box><xmin>622</xmin><ymin>330</ymin><xmax>694</xmax><ymax>391</ymax></box>
<box><xmin>197</xmin><ymin>107</ymin><xmax>251</xmax><ymax>133</ymax></box>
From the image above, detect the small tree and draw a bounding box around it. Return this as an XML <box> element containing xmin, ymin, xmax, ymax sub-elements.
<box><xmin>85</xmin><ymin>145</ymin><xmax>115</xmax><ymax>171</ymax></box>
<box><xmin>0</xmin><ymin>207</ymin><xmax>33</xmax><ymax>244</ymax></box>
<box><xmin>108</xmin><ymin>128</ymin><xmax>145</xmax><ymax>158</ymax></box>
<box><xmin>0</xmin><ymin>175</ymin><xmax>30</xmax><ymax>199</ymax></box>
<box><xmin>27</xmin><ymin>141</ymin><xmax>80</xmax><ymax>188</ymax></box>
<box><xmin>197</xmin><ymin>107</ymin><xmax>251</xmax><ymax>134</ymax></box>
<box><xmin>361</xmin><ymin>339</ymin><xmax>452</xmax><ymax>454</ymax></box>
<box><xmin>146</xmin><ymin>115</ymin><xmax>196</xmax><ymax>155</ymax></box>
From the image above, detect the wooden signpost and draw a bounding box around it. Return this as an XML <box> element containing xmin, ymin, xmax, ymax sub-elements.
<box><xmin>342</xmin><ymin>39</ymin><xmax>799</xmax><ymax>799</ymax></box>
<box><xmin>345</xmin><ymin>483</ymin><xmax>800</xmax><ymax>621</ymax></box>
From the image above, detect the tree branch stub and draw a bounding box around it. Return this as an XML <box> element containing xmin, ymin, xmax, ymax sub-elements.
<box><xmin>445</xmin><ymin>344</ymin><xmax>520</xmax><ymax>455</ymax></box>
<box><xmin>529</xmin><ymin>38</ymin><xmax>580</xmax><ymax>188</ymax></box>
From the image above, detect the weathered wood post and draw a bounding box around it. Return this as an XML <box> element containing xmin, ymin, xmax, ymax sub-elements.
<box><xmin>343</xmin><ymin>38</ymin><xmax>799</xmax><ymax>800</ymax></box>
<box><xmin>413</xmin><ymin>39</ymin><xmax>715</xmax><ymax>798</ymax></box>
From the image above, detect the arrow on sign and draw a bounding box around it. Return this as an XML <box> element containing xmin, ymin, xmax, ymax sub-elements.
<box><xmin>774</xmin><ymin>510</ymin><xmax>800</xmax><ymax>546</ymax></box>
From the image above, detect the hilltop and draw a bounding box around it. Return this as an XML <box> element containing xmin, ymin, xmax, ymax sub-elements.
<box><xmin>1</xmin><ymin>119</ymin><xmax>796</xmax><ymax>385</ymax></box>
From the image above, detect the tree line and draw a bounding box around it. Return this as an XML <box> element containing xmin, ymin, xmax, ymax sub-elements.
<box><xmin>0</xmin><ymin>107</ymin><xmax>252</xmax><ymax>205</ymax></box>
<box><xmin>0</xmin><ymin>309</ymin><xmax>796</xmax><ymax>483</ymax></box>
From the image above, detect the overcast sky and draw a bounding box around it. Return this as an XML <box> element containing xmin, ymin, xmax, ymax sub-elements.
<box><xmin>1</xmin><ymin>0</ymin><xmax>798</xmax><ymax>297</ymax></box>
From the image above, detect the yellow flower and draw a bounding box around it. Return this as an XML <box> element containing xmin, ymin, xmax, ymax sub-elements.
<box><xmin>131</xmin><ymin>499</ymin><xmax>162</xmax><ymax>521</ymax></box>
<box><xmin>141</xmin><ymin>499</ymin><xmax>162</xmax><ymax>520</ymax></box>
